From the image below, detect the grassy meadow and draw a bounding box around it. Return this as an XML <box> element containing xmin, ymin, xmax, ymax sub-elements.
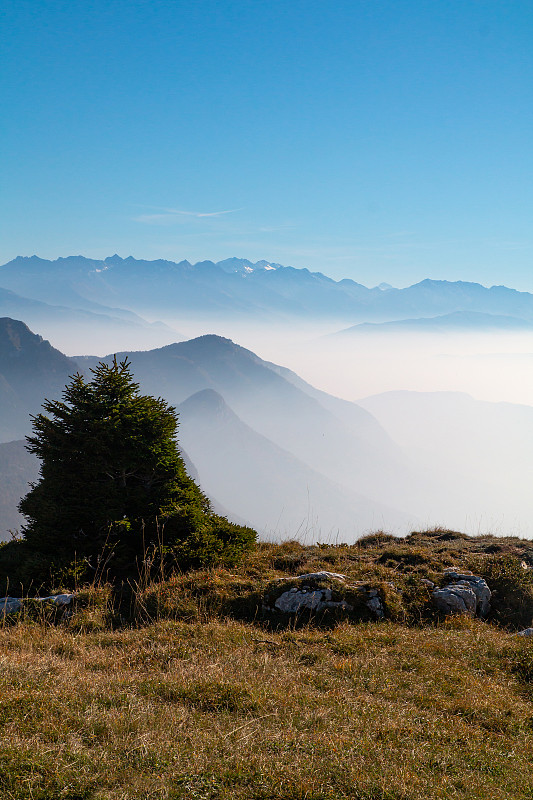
<box><xmin>3</xmin><ymin>531</ymin><xmax>533</xmax><ymax>799</ymax></box>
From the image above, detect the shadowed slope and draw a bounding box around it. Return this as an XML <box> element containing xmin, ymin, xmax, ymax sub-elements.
<box><xmin>178</xmin><ymin>389</ymin><xmax>414</xmax><ymax>538</ymax></box>
<box><xmin>78</xmin><ymin>335</ymin><xmax>415</xmax><ymax>512</ymax></box>
<box><xmin>0</xmin><ymin>440</ymin><xmax>39</xmax><ymax>538</ymax></box>
<box><xmin>0</xmin><ymin>318</ymin><xmax>75</xmax><ymax>441</ymax></box>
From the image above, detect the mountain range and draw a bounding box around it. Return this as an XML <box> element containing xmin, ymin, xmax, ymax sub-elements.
<box><xmin>77</xmin><ymin>335</ymin><xmax>420</xmax><ymax>532</ymax></box>
<box><xmin>4</xmin><ymin>315</ymin><xmax>533</xmax><ymax>542</ymax></box>
<box><xmin>122</xmin><ymin>336</ymin><xmax>511</xmax><ymax>534</ymax></box>
<box><xmin>177</xmin><ymin>388</ymin><xmax>409</xmax><ymax>538</ymax></box>
<box><xmin>0</xmin><ymin>283</ymin><xmax>182</xmax><ymax>355</ymax></box>
<box><xmin>2</xmin><ymin>251</ymin><xmax>533</xmax><ymax>541</ymax></box>
<box><xmin>332</xmin><ymin>311</ymin><xmax>533</xmax><ymax>337</ymax></box>
<box><xmin>0</xmin><ymin>318</ymin><xmax>418</xmax><ymax>540</ymax></box>
<box><xmin>3</xmin><ymin>255</ymin><xmax>533</xmax><ymax>329</ymax></box>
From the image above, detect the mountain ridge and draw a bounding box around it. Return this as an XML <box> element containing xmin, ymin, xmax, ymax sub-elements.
<box><xmin>332</xmin><ymin>310</ymin><xmax>533</xmax><ymax>336</ymax></box>
<box><xmin>177</xmin><ymin>388</ymin><xmax>414</xmax><ymax>536</ymax></box>
<box><xmin>3</xmin><ymin>317</ymin><xmax>533</xmax><ymax>538</ymax></box>
<box><xmin>3</xmin><ymin>254</ymin><xmax>533</xmax><ymax>324</ymax></box>
<box><xmin>0</xmin><ymin>318</ymin><xmax>75</xmax><ymax>442</ymax></box>
<box><xmin>0</xmin><ymin>321</ymin><xmax>416</xmax><ymax>538</ymax></box>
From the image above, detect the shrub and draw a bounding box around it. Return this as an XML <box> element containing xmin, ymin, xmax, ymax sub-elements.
<box><xmin>357</xmin><ymin>531</ymin><xmax>398</xmax><ymax>549</ymax></box>
<box><xmin>473</xmin><ymin>554</ymin><xmax>533</xmax><ymax>630</ymax></box>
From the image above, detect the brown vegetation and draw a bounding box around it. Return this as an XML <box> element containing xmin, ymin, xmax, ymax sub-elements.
<box><xmin>2</xmin><ymin>532</ymin><xmax>533</xmax><ymax>798</ymax></box>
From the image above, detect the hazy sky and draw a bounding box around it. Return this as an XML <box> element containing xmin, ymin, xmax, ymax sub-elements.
<box><xmin>2</xmin><ymin>0</ymin><xmax>532</xmax><ymax>289</ymax></box>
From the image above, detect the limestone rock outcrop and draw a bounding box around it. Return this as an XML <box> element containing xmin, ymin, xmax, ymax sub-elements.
<box><xmin>516</xmin><ymin>627</ymin><xmax>533</xmax><ymax>637</ymax></box>
<box><xmin>0</xmin><ymin>597</ymin><xmax>22</xmax><ymax>614</ymax></box>
<box><xmin>0</xmin><ymin>593</ymin><xmax>75</xmax><ymax>616</ymax></box>
<box><xmin>263</xmin><ymin>571</ymin><xmax>385</xmax><ymax>620</ymax></box>
<box><xmin>432</xmin><ymin>584</ymin><xmax>477</xmax><ymax>616</ymax></box>
<box><xmin>432</xmin><ymin>570</ymin><xmax>491</xmax><ymax>617</ymax></box>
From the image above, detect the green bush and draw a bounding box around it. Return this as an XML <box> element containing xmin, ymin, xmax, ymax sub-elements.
<box><xmin>474</xmin><ymin>554</ymin><xmax>533</xmax><ymax>630</ymax></box>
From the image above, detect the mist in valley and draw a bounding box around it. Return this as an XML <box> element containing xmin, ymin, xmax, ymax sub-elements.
<box><xmin>61</xmin><ymin>313</ymin><xmax>533</xmax><ymax>543</ymax></box>
<box><xmin>3</xmin><ymin>266</ymin><xmax>533</xmax><ymax>543</ymax></box>
<box><xmin>131</xmin><ymin>309</ymin><xmax>533</xmax><ymax>405</ymax></box>
<box><xmin>33</xmin><ymin>312</ymin><xmax>533</xmax><ymax>409</ymax></box>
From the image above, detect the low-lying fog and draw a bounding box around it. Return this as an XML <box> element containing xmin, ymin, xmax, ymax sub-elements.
<box><xmin>160</xmin><ymin>318</ymin><xmax>533</xmax><ymax>540</ymax></box>
<box><xmin>43</xmin><ymin>311</ymin><xmax>533</xmax><ymax>409</ymax></box>
<box><xmin>163</xmin><ymin>316</ymin><xmax>533</xmax><ymax>407</ymax></box>
<box><xmin>34</xmin><ymin>315</ymin><xmax>533</xmax><ymax>541</ymax></box>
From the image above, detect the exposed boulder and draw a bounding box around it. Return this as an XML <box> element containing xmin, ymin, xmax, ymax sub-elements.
<box><xmin>516</xmin><ymin>628</ymin><xmax>533</xmax><ymax>637</ymax></box>
<box><xmin>0</xmin><ymin>593</ymin><xmax>75</xmax><ymax>616</ymax></box>
<box><xmin>263</xmin><ymin>571</ymin><xmax>385</xmax><ymax>621</ymax></box>
<box><xmin>432</xmin><ymin>570</ymin><xmax>491</xmax><ymax>617</ymax></box>
<box><xmin>432</xmin><ymin>584</ymin><xmax>477</xmax><ymax>616</ymax></box>
<box><xmin>0</xmin><ymin>597</ymin><xmax>22</xmax><ymax>614</ymax></box>
<box><xmin>365</xmin><ymin>593</ymin><xmax>384</xmax><ymax>618</ymax></box>
<box><xmin>41</xmin><ymin>593</ymin><xmax>73</xmax><ymax>606</ymax></box>
<box><xmin>273</xmin><ymin>586</ymin><xmax>352</xmax><ymax>614</ymax></box>
<box><xmin>443</xmin><ymin>570</ymin><xmax>491</xmax><ymax>617</ymax></box>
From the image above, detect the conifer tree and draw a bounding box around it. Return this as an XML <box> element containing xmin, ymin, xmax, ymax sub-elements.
<box><xmin>8</xmin><ymin>359</ymin><xmax>255</xmax><ymax>586</ymax></box>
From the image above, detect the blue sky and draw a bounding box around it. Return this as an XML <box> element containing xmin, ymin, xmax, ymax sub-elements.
<box><xmin>2</xmin><ymin>0</ymin><xmax>532</xmax><ymax>288</ymax></box>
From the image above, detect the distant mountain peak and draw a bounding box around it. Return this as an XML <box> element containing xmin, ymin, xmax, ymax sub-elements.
<box><xmin>180</xmin><ymin>388</ymin><xmax>231</xmax><ymax>416</ymax></box>
<box><xmin>0</xmin><ymin>318</ymin><xmax>73</xmax><ymax>369</ymax></box>
<box><xmin>159</xmin><ymin>333</ymin><xmax>250</xmax><ymax>361</ymax></box>
<box><xmin>0</xmin><ymin>318</ymin><xmax>41</xmax><ymax>353</ymax></box>
<box><xmin>104</xmin><ymin>254</ymin><xmax>124</xmax><ymax>265</ymax></box>
<box><xmin>217</xmin><ymin>257</ymin><xmax>281</xmax><ymax>275</ymax></box>
<box><xmin>3</xmin><ymin>253</ymin><xmax>533</xmax><ymax>328</ymax></box>
<box><xmin>169</xmin><ymin>333</ymin><xmax>236</xmax><ymax>348</ymax></box>
<box><xmin>334</xmin><ymin>310</ymin><xmax>533</xmax><ymax>337</ymax></box>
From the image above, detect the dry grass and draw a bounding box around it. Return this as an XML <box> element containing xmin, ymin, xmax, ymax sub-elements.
<box><xmin>1</xmin><ymin>618</ymin><xmax>533</xmax><ymax>798</ymax></box>
<box><xmin>3</xmin><ymin>533</ymin><xmax>533</xmax><ymax>798</ymax></box>
<box><xmin>134</xmin><ymin>533</ymin><xmax>533</xmax><ymax>630</ymax></box>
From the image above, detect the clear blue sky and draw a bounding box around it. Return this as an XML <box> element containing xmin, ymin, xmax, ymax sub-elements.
<box><xmin>2</xmin><ymin>0</ymin><xmax>532</xmax><ymax>288</ymax></box>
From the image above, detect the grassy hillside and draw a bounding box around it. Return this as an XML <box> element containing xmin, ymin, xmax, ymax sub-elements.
<box><xmin>3</xmin><ymin>532</ymin><xmax>533</xmax><ymax>799</ymax></box>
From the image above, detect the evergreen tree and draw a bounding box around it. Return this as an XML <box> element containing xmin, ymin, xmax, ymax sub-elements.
<box><xmin>3</xmin><ymin>359</ymin><xmax>255</xmax><ymax>588</ymax></box>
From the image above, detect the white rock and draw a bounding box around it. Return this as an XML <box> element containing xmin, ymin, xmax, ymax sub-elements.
<box><xmin>517</xmin><ymin>628</ymin><xmax>533</xmax><ymax>637</ymax></box>
<box><xmin>275</xmin><ymin>589</ymin><xmax>323</xmax><ymax>613</ymax></box>
<box><xmin>432</xmin><ymin>584</ymin><xmax>477</xmax><ymax>616</ymax></box>
<box><xmin>443</xmin><ymin>571</ymin><xmax>491</xmax><ymax>617</ymax></box>
<box><xmin>0</xmin><ymin>593</ymin><xmax>75</xmax><ymax>615</ymax></box>
<box><xmin>274</xmin><ymin>588</ymin><xmax>353</xmax><ymax>614</ymax></box>
<box><xmin>0</xmin><ymin>597</ymin><xmax>22</xmax><ymax>614</ymax></box>
<box><xmin>40</xmin><ymin>594</ymin><xmax>75</xmax><ymax>606</ymax></box>
<box><xmin>267</xmin><ymin>573</ymin><xmax>385</xmax><ymax>618</ymax></box>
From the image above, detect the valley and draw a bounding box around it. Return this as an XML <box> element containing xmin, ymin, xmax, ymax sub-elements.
<box><xmin>1</xmin><ymin>254</ymin><xmax>533</xmax><ymax>541</ymax></box>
